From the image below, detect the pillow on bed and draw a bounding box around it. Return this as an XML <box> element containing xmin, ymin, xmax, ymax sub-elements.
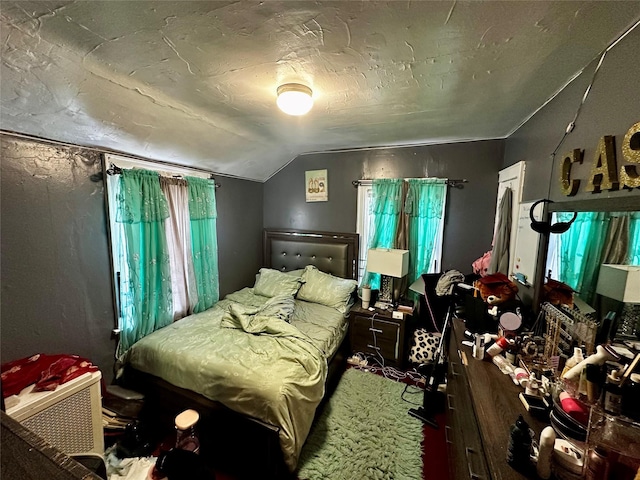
<box><xmin>253</xmin><ymin>268</ymin><xmax>303</xmax><ymax>298</ymax></box>
<box><xmin>285</xmin><ymin>268</ymin><xmax>306</xmax><ymax>277</ymax></box>
<box><xmin>297</xmin><ymin>265</ymin><xmax>357</xmax><ymax>314</ymax></box>
<box><xmin>258</xmin><ymin>294</ymin><xmax>296</xmax><ymax>323</ymax></box>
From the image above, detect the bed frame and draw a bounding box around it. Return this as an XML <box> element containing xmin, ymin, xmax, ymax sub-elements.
<box><xmin>122</xmin><ymin>229</ymin><xmax>358</xmax><ymax>479</ymax></box>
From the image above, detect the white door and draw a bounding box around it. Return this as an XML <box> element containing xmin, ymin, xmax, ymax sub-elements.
<box><xmin>494</xmin><ymin>161</ymin><xmax>526</xmax><ymax>277</ymax></box>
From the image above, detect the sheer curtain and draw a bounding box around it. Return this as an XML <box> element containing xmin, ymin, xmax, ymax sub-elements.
<box><xmin>116</xmin><ymin>169</ymin><xmax>173</xmax><ymax>358</ymax></box>
<box><xmin>629</xmin><ymin>212</ymin><xmax>640</xmax><ymax>265</ymax></box>
<box><xmin>557</xmin><ymin>211</ymin><xmax>610</xmax><ymax>305</ymax></box>
<box><xmin>404</xmin><ymin>178</ymin><xmax>448</xmax><ymax>286</ymax></box>
<box><xmin>160</xmin><ymin>177</ymin><xmax>198</xmax><ymax>319</ymax></box>
<box><xmin>360</xmin><ymin>179</ymin><xmax>404</xmax><ymax>289</ymax></box>
<box><xmin>187</xmin><ymin>176</ymin><xmax>219</xmax><ymax>313</ymax></box>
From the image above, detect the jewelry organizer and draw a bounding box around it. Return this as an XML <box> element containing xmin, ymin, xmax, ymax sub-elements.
<box><xmin>542</xmin><ymin>302</ymin><xmax>598</xmax><ymax>372</ymax></box>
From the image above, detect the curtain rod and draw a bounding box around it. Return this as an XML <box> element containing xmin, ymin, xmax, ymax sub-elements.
<box><xmin>106</xmin><ymin>163</ymin><xmax>221</xmax><ymax>188</ymax></box>
<box><xmin>352</xmin><ymin>178</ymin><xmax>468</xmax><ymax>189</ymax></box>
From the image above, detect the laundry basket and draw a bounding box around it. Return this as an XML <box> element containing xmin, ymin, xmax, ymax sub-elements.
<box><xmin>6</xmin><ymin>371</ymin><xmax>104</xmax><ymax>456</ymax></box>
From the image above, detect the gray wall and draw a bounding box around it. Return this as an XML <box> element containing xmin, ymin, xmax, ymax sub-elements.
<box><xmin>0</xmin><ymin>134</ymin><xmax>263</xmax><ymax>383</ymax></box>
<box><xmin>503</xmin><ymin>25</ymin><xmax>640</xmax><ymax>304</ymax></box>
<box><xmin>264</xmin><ymin>140</ymin><xmax>505</xmax><ymax>273</ymax></box>
<box><xmin>504</xmin><ymin>24</ymin><xmax>640</xmax><ymax>205</ymax></box>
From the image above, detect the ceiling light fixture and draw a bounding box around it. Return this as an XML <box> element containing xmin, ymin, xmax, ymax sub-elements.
<box><xmin>276</xmin><ymin>83</ymin><xmax>313</xmax><ymax>116</ymax></box>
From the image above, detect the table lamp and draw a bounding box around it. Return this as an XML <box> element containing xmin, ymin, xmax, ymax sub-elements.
<box><xmin>595</xmin><ymin>264</ymin><xmax>640</xmax><ymax>339</ymax></box>
<box><xmin>366</xmin><ymin>248</ymin><xmax>409</xmax><ymax>307</ymax></box>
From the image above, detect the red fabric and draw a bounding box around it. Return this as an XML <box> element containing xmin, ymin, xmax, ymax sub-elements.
<box><xmin>1</xmin><ymin>353</ymin><xmax>98</xmax><ymax>398</ymax></box>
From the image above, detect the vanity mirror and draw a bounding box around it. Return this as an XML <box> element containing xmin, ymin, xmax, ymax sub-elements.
<box><xmin>542</xmin><ymin>196</ymin><xmax>640</xmax><ymax>343</ymax></box>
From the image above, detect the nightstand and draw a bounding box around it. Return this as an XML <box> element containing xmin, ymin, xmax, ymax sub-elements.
<box><xmin>349</xmin><ymin>305</ymin><xmax>410</xmax><ymax>368</ymax></box>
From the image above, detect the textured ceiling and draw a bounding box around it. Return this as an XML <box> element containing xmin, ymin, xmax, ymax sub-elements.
<box><xmin>2</xmin><ymin>1</ymin><xmax>639</xmax><ymax>181</ymax></box>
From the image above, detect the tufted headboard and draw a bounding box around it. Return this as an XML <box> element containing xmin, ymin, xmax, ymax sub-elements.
<box><xmin>263</xmin><ymin>229</ymin><xmax>359</xmax><ymax>279</ymax></box>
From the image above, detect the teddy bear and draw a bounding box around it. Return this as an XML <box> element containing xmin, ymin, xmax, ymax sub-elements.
<box><xmin>474</xmin><ymin>272</ymin><xmax>519</xmax><ymax>317</ymax></box>
<box><xmin>541</xmin><ymin>278</ymin><xmax>574</xmax><ymax>308</ymax></box>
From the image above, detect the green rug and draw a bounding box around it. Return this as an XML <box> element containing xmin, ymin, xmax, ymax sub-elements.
<box><xmin>297</xmin><ymin>369</ymin><xmax>423</xmax><ymax>480</ymax></box>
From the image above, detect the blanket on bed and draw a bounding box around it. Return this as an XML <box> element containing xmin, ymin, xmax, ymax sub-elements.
<box><xmin>126</xmin><ymin>289</ymin><xmax>328</xmax><ymax>472</ymax></box>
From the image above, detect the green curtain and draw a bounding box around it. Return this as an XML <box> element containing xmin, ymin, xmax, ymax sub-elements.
<box><xmin>405</xmin><ymin>178</ymin><xmax>447</xmax><ymax>286</ymax></box>
<box><xmin>557</xmin><ymin>211</ymin><xmax>610</xmax><ymax>305</ymax></box>
<box><xmin>629</xmin><ymin>211</ymin><xmax>640</xmax><ymax>265</ymax></box>
<box><xmin>116</xmin><ymin>169</ymin><xmax>173</xmax><ymax>358</ymax></box>
<box><xmin>187</xmin><ymin>176</ymin><xmax>219</xmax><ymax>312</ymax></box>
<box><xmin>361</xmin><ymin>179</ymin><xmax>404</xmax><ymax>289</ymax></box>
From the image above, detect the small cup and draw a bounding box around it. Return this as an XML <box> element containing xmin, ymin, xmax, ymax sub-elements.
<box><xmin>361</xmin><ymin>287</ymin><xmax>371</xmax><ymax>309</ymax></box>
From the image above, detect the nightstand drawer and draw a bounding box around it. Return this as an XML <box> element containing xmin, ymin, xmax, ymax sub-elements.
<box><xmin>351</xmin><ymin>337</ymin><xmax>398</xmax><ymax>361</ymax></box>
<box><xmin>351</xmin><ymin>316</ymin><xmax>402</xmax><ymax>361</ymax></box>
<box><xmin>351</xmin><ymin>315</ymin><xmax>400</xmax><ymax>343</ymax></box>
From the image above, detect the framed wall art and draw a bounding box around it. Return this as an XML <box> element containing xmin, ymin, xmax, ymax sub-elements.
<box><xmin>305</xmin><ymin>169</ymin><xmax>328</xmax><ymax>202</ymax></box>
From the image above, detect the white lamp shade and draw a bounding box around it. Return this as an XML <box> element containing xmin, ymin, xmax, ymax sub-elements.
<box><xmin>367</xmin><ymin>248</ymin><xmax>409</xmax><ymax>278</ymax></box>
<box><xmin>596</xmin><ymin>264</ymin><xmax>640</xmax><ymax>303</ymax></box>
<box><xmin>276</xmin><ymin>83</ymin><xmax>313</xmax><ymax>116</ymax></box>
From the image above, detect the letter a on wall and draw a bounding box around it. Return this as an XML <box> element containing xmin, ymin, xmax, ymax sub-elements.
<box><xmin>585</xmin><ymin>135</ymin><xmax>618</xmax><ymax>193</ymax></box>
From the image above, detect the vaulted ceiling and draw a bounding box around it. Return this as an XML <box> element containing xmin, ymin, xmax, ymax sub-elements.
<box><xmin>2</xmin><ymin>1</ymin><xmax>639</xmax><ymax>181</ymax></box>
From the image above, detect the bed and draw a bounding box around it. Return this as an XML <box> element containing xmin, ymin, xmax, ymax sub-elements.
<box><xmin>121</xmin><ymin>229</ymin><xmax>359</xmax><ymax>479</ymax></box>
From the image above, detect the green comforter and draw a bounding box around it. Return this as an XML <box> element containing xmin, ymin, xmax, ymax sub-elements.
<box><xmin>127</xmin><ymin>288</ymin><xmax>343</xmax><ymax>471</ymax></box>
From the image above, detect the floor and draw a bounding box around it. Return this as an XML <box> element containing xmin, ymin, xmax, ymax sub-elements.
<box><xmin>345</xmin><ymin>362</ymin><xmax>449</xmax><ymax>480</ymax></box>
<box><xmin>106</xmin><ymin>363</ymin><xmax>449</xmax><ymax>480</ymax></box>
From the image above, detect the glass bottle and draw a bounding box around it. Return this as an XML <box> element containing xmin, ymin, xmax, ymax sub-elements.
<box><xmin>602</xmin><ymin>371</ymin><xmax>623</xmax><ymax>416</ymax></box>
<box><xmin>174</xmin><ymin>409</ymin><xmax>200</xmax><ymax>454</ymax></box>
<box><xmin>585</xmin><ymin>447</ymin><xmax>609</xmax><ymax>480</ymax></box>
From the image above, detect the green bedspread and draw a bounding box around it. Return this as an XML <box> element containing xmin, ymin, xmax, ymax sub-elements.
<box><xmin>127</xmin><ymin>288</ymin><xmax>346</xmax><ymax>471</ymax></box>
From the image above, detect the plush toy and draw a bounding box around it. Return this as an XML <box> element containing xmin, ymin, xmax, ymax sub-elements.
<box><xmin>541</xmin><ymin>278</ymin><xmax>574</xmax><ymax>308</ymax></box>
<box><xmin>474</xmin><ymin>272</ymin><xmax>519</xmax><ymax>317</ymax></box>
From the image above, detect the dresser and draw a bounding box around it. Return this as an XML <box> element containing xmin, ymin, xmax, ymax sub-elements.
<box><xmin>446</xmin><ymin>317</ymin><xmax>547</xmax><ymax>480</ymax></box>
<box><xmin>349</xmin><ymin>305</ymin><xmax>410</xmax><ymax>367</ymax></box>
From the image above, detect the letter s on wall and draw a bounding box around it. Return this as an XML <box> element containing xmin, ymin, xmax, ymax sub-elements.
<box><xmin>620</xmin><ymin>121</ymin><xmax>640</xmax><ymax>189</ymax></box>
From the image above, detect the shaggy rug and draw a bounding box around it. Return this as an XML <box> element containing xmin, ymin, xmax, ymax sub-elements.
<box><xmin>297</xmin><ymin>369</ymin><xmax>423</xmax><ymax>480</ymax></box>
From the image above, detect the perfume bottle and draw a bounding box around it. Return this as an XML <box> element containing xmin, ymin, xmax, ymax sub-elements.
<box><xmin>174</xmin><ymin>409</ymin><xmax>201</xmax><ymax>454</ymax></box>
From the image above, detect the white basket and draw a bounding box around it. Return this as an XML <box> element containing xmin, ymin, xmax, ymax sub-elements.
<box><xmin>7</xmin><ymin>371</ymin><xmax>104</xmax><ymax>456</ymax></box>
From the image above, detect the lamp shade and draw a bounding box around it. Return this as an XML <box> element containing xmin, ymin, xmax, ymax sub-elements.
<box><xmin>276</xmin><ymin>83</ymin><xmax>313</xmax><ymax>116</ymax></box>
<box><xmin>367</xmin><ymin>248</ymin><xmax>409</xmax><ymax>278</ymax></box>
<box><xmin>596</xmin><ymin>264</ymin><xmax>640</xmax><ymax>303</ymax></box>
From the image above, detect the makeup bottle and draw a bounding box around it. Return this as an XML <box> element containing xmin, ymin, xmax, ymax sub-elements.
<box><xmin>585</xmin><ymin>447</ymin><xmax>609</xmax><ymax>480</ymax></box>
<box><xmin>562</xmin><ymin>347</ymin><xmax>584</xmax><ymax>378</ymax></box>
<box><xmin>602</xmin><ymin>370</ymin><xmax>623</xmax><ymax>416</ymax></box>
<box><xmin>536</xmin><ymin>426</ymin><xmax>556</xmax><ymax>479</ymax></box>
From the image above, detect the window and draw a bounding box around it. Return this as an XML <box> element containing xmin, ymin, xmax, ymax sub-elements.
<box><xmin>104</xmin><ymin>154</ymin><xmax>219</xmax><ymax>358</ymax></box>
<box><xmin>356</xmin><ymin>184</ymin><xmax>373</xmax><ymax>281</ymax></box>
<box><xmin>356</xmin><ymin>179</ymin><xmax>447</xmax><ymax>285</ymax></box>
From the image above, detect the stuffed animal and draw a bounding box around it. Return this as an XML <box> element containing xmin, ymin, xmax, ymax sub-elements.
<box><xmin>542</xmin><ymin>278</ymin><xmax>574</xmax><ymax>308</ymax></box>
<box><xmin>474</xmin><ymin>272</ymin><xmax>519</xmax><ymax>317</ymax></box>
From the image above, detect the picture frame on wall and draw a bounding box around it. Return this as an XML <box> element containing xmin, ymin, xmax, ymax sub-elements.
<box><xmin>305</xmin><ymin>169</ymin><xmax>328</xmax><ymax>202</ymax></box>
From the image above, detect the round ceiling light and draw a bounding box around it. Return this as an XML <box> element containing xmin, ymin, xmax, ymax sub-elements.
<box><xmin>276</xmin><ymin>83</ymin><xmax>313</xmax><ymax>116</ymax></box>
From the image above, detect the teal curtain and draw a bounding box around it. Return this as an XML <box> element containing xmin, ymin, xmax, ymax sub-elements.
<box><xmin>361</xmin><ymin>179</ymin><xmax>404</xmax><ymax>289</ymax></box>
<box><xmin>187</xmin><ymin>176</ymin><xmax>219</xmax><ymax>312</ymax></box>
<box><xmin>405</xmin><ymin>178</ymin><xmax>447</xmax><ymax>286</ymax></box>
<box><xmin>629</xmin><ymin>211</ymin><xmax>640</xmax><ymax>265</ymax></box>
<box><xmin>557</xmin><ymin>211</ymin><xmax>610</xmax><ymax>305</ymax></box>
<box><xmin>116</xmin><ymin>169</ymin><xmax>173</xmax><ymax>358</ymax></box>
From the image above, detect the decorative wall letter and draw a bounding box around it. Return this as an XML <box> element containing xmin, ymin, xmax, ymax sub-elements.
<box><xmin>559</xmin><ymin>149</ymin><xmax>583</xmax><ymax>196</ymax></box>
<box><xmin>585</xmin><ymin>135</ymin><xmax>618</xmax><ymax>193</ymax></box>
<box><xmin>619</xmin><ymin>121</ymin><xmax>640</xmax><ymax>189</ymax></box>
